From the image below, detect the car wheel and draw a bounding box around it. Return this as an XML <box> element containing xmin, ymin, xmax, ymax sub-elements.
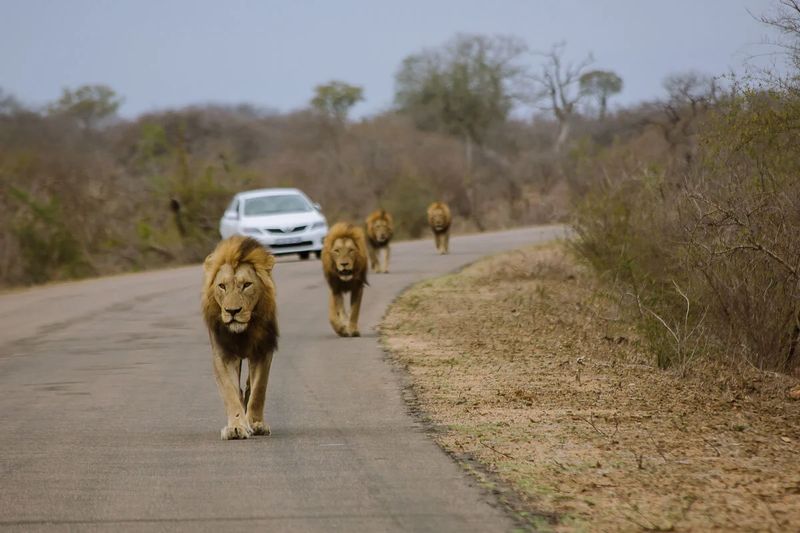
<box><xmin>314</xmin><ymin>251</ymin><xmax>322</xmax><ymax>259</ymax></box>
<box><xmin>299</xmin><ymin>252</ymin><xmax>310</xmax><ymax>260</ymax></box>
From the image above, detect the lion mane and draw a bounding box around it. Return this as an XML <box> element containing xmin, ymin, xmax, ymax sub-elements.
<box><xmin>202</xmin><ymin>236</ymin><xmax>278</xmax><ymax>359</ymax></box>
<box><xmin>322</xmin><ymin>222</ymin><xmax>369</xmax><ymax>294</ymax></box>
<box><xmin>365</xmin><ymin>209</ymin><xmax>394</xmax><ymax>248</ymax></box>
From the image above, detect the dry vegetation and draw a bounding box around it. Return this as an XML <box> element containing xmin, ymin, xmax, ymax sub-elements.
<box><xmin>382</xmin><ymin>245</ymin><xmax>800</xmax><ymax>532</ymax></box>
<box><xmin>0</xmin><ymin>96</ymin><xmax>572</xmax><ymax>287</ymax></box>
<box><xmin>572</xmin><ymin>77</ymin><xmax>800</xmax><ymax>375</ymax></box>
<box><xmin>0</xmin><ymin>33</ymin><xmax>640</xmax><ymax>288</ymax></box>
<box><xmin>569</xmin><ymin>1</ymin><xmax>800</xmax><ymax>376</ymax></box>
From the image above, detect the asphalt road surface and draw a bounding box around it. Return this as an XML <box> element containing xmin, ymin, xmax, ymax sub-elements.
<box><xmin>0</xmin><ymin>226</ymin><xmax>564</xmax><ymax>532</ymax></box>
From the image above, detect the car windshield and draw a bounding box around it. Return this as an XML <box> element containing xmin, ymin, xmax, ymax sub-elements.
<box><xmin>243</xmin><ymin>194</ymin><xmax>311</xmax><ymax>216</ymax></box>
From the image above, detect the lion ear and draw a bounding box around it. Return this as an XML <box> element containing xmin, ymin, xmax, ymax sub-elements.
<box><xmin>254</xmin><ymin>255</ymin><xmax>275</xmax><ymax>292</ymax></box>
<box><xmin>202</xmin><ymin>252</ymin><xmax>218</xmax><ymax>288</ymax></box>
<box><xmin>262</xmin><ymin>253</ymin><xmax>276</xmax><ymax>273</ymax></box>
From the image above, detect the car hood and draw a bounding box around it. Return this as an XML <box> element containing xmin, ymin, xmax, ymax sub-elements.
<box><xmin>238</xmin><ymin>211</ymin><xmax>324</xmax><ymax>229</ymax></box>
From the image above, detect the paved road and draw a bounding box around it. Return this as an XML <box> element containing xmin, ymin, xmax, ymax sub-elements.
<box><xmin>0</xmin><ymin>226</ymin><xmax>564</xmax><ymax>532</ymax></box>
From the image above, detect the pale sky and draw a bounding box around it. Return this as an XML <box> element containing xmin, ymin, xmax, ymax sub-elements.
<box><xmin>0</xmin><ymin>0</ymin><xmax>788</xmax><ymax>119</ymax></box>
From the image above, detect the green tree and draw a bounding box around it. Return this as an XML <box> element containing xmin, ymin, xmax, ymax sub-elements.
<box><xmin>579</xmin><ymin>69</ymin><xmax>623</xmax><ymax>119</ymax></box>
<box><xmin>9</xmin><ymin>187</ymin><xmax>92</xmax><ymax>282</ymax></box>
<box><xmin>394</xmin><ymin>33</ymin><xmax>526</xmax><ymax>228</ymax></box>
<box><xmin>311</xmin><ymin>81</ymin><xmax>364</xmax><ymax>123</ymax></box>
<box><xmin>395</xmin><ymin>33</ymin><xmax>525</xmax><ymax>146</ymax></box>
<box><xmin>49</xmin><ymin>84</ymin><xmax>122</xmax><ymax>130</ymax></box>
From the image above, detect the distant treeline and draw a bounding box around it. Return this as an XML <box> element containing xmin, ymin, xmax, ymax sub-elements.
<box><xmin>0</xmin><ymin>34</ymin><xmax>638</xmax><ymax>286</ymax></box>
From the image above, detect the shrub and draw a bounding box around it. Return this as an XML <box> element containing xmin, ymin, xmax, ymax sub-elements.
<box><xmin>9</xmin><ymin>187</ymin><xmax>93</xmax><ymax>283</ymax></box>
<box><xmin>573</xmin><ymin>85</ymin><xmax>800</xmax><ymax>374</ymax></box>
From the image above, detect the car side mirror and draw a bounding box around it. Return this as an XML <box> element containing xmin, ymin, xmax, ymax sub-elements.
<box><xmin>313</xmin><ymin>202</ymin><xmax>322</xmax><ymax>211</ymax></box>
<box><xmin>225</xmin><ymin>211</ymin><xmax>239</xmax><ymax>220</ymax></box>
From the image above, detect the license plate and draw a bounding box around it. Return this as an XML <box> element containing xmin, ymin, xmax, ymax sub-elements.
<box><xmin>274</xmin><ymin>236</ymin><xmax>303</xmax><ymax>245</ymax></box>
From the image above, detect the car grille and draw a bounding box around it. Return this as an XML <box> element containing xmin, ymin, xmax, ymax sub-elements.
<box><xmin>266</xmin><ymin>226</ymin><xmax>307</xmax><ymax>234</ymax></box>
<box><xmin>269</xmin><ymin>240</ymin><xmax>313</xmax><ymax>249</ymax></box>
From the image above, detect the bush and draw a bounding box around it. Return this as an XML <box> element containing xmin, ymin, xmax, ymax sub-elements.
<box><xmin>9</xmin><ymin>188</ymin><xmax>93</xmax><ymax>283</ymax></box>
<box><xmin>573</xmin><ymin>85</ymin><xmax>800</xmax><ymax>374</ymax></box>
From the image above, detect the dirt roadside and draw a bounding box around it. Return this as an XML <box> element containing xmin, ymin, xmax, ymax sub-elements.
<box><xmin>380</xmin><ymin>244</ymin><xmax>800</xmax><ymax>532</ymax></box>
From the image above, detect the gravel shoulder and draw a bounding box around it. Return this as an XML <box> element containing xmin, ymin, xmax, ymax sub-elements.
<box><xmin>381</xmin><ymin>244</ymin><xmax>800</xmax><ymax>532</ymax></box>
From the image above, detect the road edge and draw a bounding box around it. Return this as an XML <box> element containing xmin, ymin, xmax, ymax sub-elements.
<box><xmin>377</xmin><ymin>248</ymin><xmax>560</xmax><ymax>532</ymax></box>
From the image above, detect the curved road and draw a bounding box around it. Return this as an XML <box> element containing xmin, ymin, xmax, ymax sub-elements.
<box><xmin>0</xmin><ymin>226</ymin><xmax>563</xmax><ymax>532</ymax></box>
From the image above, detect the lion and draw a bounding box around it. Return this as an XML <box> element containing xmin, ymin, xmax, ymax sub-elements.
<box><xmin>365</xmin><ymin>209</ymin><xmax>394</xmax><ymax>273</ymax></box>
<box><xmin>427</xmin><ymin>201</ymin><xmax>452</xmax><ymax>254</ymax></box>
<box><xmin>321</xmin><ymin>222</ymin><xmax>368</xmax><ymax>337</ymax></box>
<box><xmin>202</xmin><ymin>235</ymin><xmax>279</xmax><ymax>440</ymax></box>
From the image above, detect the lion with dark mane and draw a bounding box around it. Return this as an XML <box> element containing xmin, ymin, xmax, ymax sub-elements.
<box><xmin>427</xmin><ymin>201</ymin><xmax>452</xmax><ymax>254</ymax></box>
<box><xmin>321</xmin><ymin>222</ymin><xmax>368</xmax><ymax>337</ymax></box>
<box><xmin>365</xmin><ymin>208</ymin><xmax>394</xmax><ymax>273</ymax></box>
<box><xmin>202</xmin><ymin>236</ymin><xmax>278</xmax><ymax>440</ymax></box>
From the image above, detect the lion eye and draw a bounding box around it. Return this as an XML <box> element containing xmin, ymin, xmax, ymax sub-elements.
<box><xmin>243</xmin><ymin>281</ymin><xmax>252</xmax><ymax>289</ymax></box>
<box><xmin>218</xmin><ymin>283</ymin><xmax>226</xmax><ymax>290</ymax></box>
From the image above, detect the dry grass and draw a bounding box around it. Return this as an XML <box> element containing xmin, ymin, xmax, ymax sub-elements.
<box><xmin>381</xmin><ymin>244</ymin><xmax>800</xmax><ymax>532</ymax></box>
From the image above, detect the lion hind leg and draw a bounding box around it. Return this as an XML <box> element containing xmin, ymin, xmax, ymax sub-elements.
<box><xmin>348</xmin><ymin>286</ymin><xmax>363</xmax><ymax>337</ymax></box>
<box><xmin>237</xmin><ymin>360</ymin><xmax>248</xmax><ymax>408</ymax></box>
<box><xmin>243</xmin><ymin>371</ymin><xmax>251</xmax><ymax>414</ymax></box>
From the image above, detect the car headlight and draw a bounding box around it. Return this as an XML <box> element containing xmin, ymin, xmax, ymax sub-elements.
<box><xmin>241</xmin><ymin>227</ymin><xmax>261</xmax><ymax>235</ymax></box>
<box><xmin>311</xmin><ymin>221</ymin><xmax>327</xmax><ymax>230</ymax></box>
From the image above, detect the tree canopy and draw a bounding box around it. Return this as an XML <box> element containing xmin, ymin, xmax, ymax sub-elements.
<box><xmin>394</xmin><ymin>33</ymin><xmax>526</xmax><ymax>146</ymax></box>
<box><xmin>49</xmin><ymin>84</ymin><xmax>122</xmax><ymax>130</ymax></box>
<box><xmin>579</xmin><ymin>69</ymin><xmax>623</xmax><ymax>118</ymax></box>
<box><xmin>311</xmin><ymin>81</ymin><xmax>364</xmax><ymax>123</ymax></box>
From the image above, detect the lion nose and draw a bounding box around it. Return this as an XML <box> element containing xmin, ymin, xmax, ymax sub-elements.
<box><xmin>226</xmin><ymin>307</ymin><xmax>242</xmax><ymax>317</ymax></box>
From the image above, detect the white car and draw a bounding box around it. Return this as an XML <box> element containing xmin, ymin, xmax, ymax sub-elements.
<box><xmin>219</xmin><ymin>188</ymin><xmax>328</xmax><ymax>259</ymax></box>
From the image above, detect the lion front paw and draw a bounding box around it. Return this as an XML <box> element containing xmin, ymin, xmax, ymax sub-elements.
<box><xmin>249</xmin><ymin>420</ymin><xmax>271</xmax><ymax>436</ymax></box>
<box><xmin>220</xmin><ymin>420</ymin><xmax>252</xmax><ymax>440</ymax></box>
<box><xmin>348</xmin><ymin>327</ymin><xmax>360</xmax><ymax>337</ymax></box>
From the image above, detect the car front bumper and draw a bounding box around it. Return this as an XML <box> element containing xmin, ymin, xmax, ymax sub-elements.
<box><xmin>249</xmin><ymin>228</ymin><xmax>327</xmax><ymax>255</ymax></box>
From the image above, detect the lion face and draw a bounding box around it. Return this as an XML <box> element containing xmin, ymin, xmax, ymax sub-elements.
<box><xmin>430</xmin><ymin>209</ymin><xmax>448</xmax><ymax>231</ymax></box>
<box><xmin>211</xmin><ymin>262</ymin><xmax>261</xmax><ymax>334</ymax></box>
<box><xmin>371</xmin><ymin>219</ymin><xmax>392</xmax><ymax>243</ymax></box>
<box><xmin>329</xmin><ymin>237</ymin><xmax>359</xmax><ymax>281</ymax></box>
